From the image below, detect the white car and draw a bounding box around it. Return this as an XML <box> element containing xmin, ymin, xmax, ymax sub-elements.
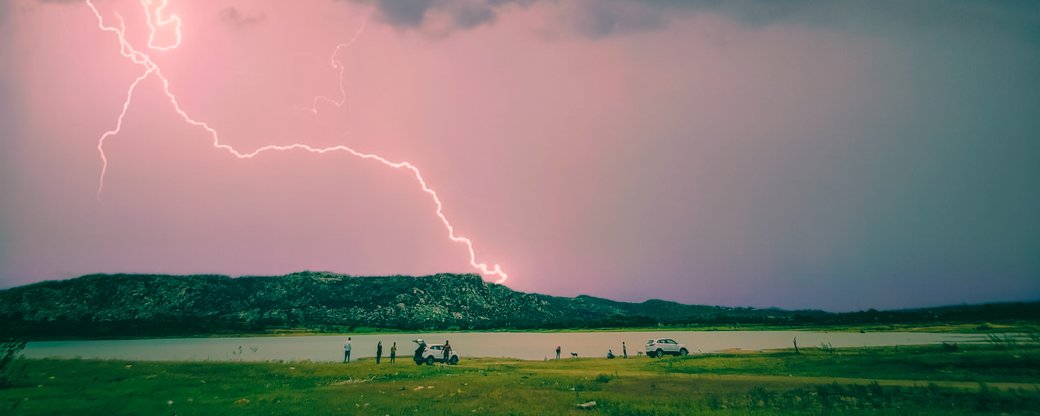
<box><xmin>645</xmin><ymin>338</ymin><xmax>688</xmax><ymax>358</ymax></box>
<box><xmin>413</xmin><ymin>341</ymin><xmax>460</xmax><ymax>365</ymax></box>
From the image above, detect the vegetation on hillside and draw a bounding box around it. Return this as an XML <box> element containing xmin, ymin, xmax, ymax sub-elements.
<box><xmin>0</xmin><ymin>272</ymin><xmax>1037</xmax><ymax>339</ymax></box>
<box><xmin>0</xmin><ymin>338</ymin><xmax>26</xmax><ymax>388</ymax></box>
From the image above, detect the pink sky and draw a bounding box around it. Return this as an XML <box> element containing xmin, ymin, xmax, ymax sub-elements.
<box><xmin>1</xmin><ymin>0</ymin><xmax>1038</xmax><ymax>310</ymax></box>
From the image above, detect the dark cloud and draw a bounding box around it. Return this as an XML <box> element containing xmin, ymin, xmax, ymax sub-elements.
<box><xmin>368</xmin><ymin>0</ymin><xmax>431</xmax><ymax>27</ymax></box>
<box><xmin>344</xmin><ymin>0</ymin><xmax>1040</xmax><ymax>44</ymax></box>
<box><xmin>346</xmin><ymin>0</ymin><xmax>533</xmax><ymax>34</ymax></box>
<box><xmin>450</xmin><ymin>1</ymin><xmax>495</xmax><ymax>29</ymax></box>
<box><xmin>565</xmin><ymin>0</ymin><xmax>668</xmax><ymax>38</ymax></box>
<box><xmin>341</xmin><ymin>0</ymin><xmax>812</xmax><ymax>35</ymax></box>
<box><xmin>624</xmin><ymin>0</ymin><xmax>1039</xmax><ymax>27</ymax></box>
<box><xmin>219</xmin><ymin>7</ymin><xmax>267</xmax><ymax>29</ymax></box>
<box><xmin>564</xmin><ymin>0</ymin><xmax>1040</xmax><ymax>42</ymax></box>
<box><xmin>628</xmin><ymin>0</ymin><xmax>812</xmax><ymax>25</ymax></box>
<box><xmin>632</xmin><ymin>0</ymin><xmax>1040</xmax><ymax>45</ymax></box>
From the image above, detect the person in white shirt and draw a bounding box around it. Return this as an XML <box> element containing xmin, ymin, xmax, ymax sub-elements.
<box><xmin>343</xmin><ymin>337</ymin><xmax>352</xmax><ymax>363</ymax></box>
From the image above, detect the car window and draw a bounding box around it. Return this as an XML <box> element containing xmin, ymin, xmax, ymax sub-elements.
<box><xmin>431</xmin><ymin>346</ymin><xmax>441</xmax><ymax>350</ymax></box>
<box><xmin>646</xmin><ymin>339</ymin><xmax>654</xmax><ymax>344</ymax></box>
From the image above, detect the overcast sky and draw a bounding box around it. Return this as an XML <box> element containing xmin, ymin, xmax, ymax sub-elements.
<box><xmin>1</xmin><ymin>0</ymin><xmax>1038</xmax><ymax>311</ymax></box>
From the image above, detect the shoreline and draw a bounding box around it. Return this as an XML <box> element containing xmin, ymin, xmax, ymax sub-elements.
<box><xmin>13</xmin><ymin>321</ymin><xmax>1036</xmax><ymax>342</ymax></box>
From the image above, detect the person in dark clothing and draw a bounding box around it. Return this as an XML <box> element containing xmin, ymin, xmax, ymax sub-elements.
<box><xmin>376</xmin><ymin>341</ymin><xmax>383</xmax><ymax>364</ymax></box>
<box><xmin>555</xmin><ymin>345</ymin><xmax>561</xmax><ymax>360</ymax></box>
<box><xmin>443</xmin><ymin>340</ymin><xmax>452</xmax><ymax>362</ymax></box>
<box><xmin>607</xmin><ymin>349</ymin><xmax>615</xmax><ymax>359</ymax></box>
<box><xmin>414</xmin><ymin>339</ymin><xmax>426</xmax><ymax>363</ymax></box>
<box><xmin>390</xmin><ymin>342</ymin><xmax>397</xmax><ymax>364</ymax></box>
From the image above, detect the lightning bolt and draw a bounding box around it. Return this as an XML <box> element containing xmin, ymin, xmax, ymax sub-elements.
<box><xmin>86</xmin><ymin>0</ymin><xmax>509</xmax><ymax>284</ymax></box>
<box><xmin>300</xmin><ymin>13</ymin><xmax>370</xmax><ymax>115</ymax></box>
<box><xmin>142</xmin><ymin>0</ymin><xmax>181</xmax><ymax>51</ymax></box>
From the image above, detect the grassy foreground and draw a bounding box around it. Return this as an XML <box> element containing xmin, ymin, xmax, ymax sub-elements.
<box><xmin>2</xmin><ymin>345</ymin><xmax>1039</xmax><ymax>415</ymax></box>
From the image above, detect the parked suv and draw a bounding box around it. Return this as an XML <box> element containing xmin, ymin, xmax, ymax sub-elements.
<box><xmin>412</xmin><ymin>340</ymin><xmax>460</xmax><ymax>365</ymax></box>
<box><xmin>645</xmin><ymin>338</ymin><xmax>688</xmax><ymax>358</ymax></box>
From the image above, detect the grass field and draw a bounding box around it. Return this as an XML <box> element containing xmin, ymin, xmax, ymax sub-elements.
<box><xmin>2</xmin><ymin>344</ymin><xmax>1038</xmax><ymax>415</ymax></box>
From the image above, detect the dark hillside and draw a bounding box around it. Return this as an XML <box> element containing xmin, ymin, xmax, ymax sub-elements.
<box><xmin>0</xmin><ymin>272</ymin><xmax>1036</xmax><ymax>339</ymax></box>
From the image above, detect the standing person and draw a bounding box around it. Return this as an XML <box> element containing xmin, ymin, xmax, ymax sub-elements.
<box><xmin>622</xmin><ymin>341</ymin><xmax>628</xmax><ymax>359</ymax></box>
<box><xmin>555</xmin><ymin>345</ymin><xmax>561</xmax><ymax>360</ymax></box>
<box><xmin>443</xmin><ymin>340</ymin><xmax>452</xmax><ymax>363</ymax></box>
<box><xmin>414</xmin><ymin>339</ymin><xmax>426</xmax><ymax>364</ymax></box>
<box><xmin>343</xmin><ymin>337</ymin><xmax>352</xmax><ymax>363</ymax></box>
<box><xmin>390</xmin><ymin>342</ymin><xmax>397</xmax><ymax>364</ymax></box>
<box><xmin>376</xmin><ymin>341</ymin><xmax>383</xmax><ymax>364</ymax></box>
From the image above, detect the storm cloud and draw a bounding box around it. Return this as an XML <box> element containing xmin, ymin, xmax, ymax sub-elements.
<box><xmin>345</xmin><ymin>0</ymin><xmax>533</xmax><ymax>35</ymax></box>
<box><xmin>346</xmin><ymin>0</ymin><xmax>1040</xmax><ymax>41</ymax></box>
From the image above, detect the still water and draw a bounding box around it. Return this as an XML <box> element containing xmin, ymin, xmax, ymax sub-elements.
<box><xmin>23</xmin><ymin>331</ymin><xmax>981</xmax><ymax>362</ymax></box>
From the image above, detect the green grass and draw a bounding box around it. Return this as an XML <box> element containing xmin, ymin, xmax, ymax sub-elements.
<box><xmin>653</xmin><ymin>344</ymin><xmax>1040</xmax><ymax>383</ymax></box>
<box><xmin>2</xmin><ymin>345</ymin><xmax>1039</xmax><ymax>415</ymax></box>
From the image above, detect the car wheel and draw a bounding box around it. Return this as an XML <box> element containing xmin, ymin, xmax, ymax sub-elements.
<box><xmin>679</xmin><ymin>348</ymin><xmax>688</xmax><ymax>356</ymax></box>
<box><xmin>449</xmin><ymin>356</ymin><xmax>459</xmax><ymax>365</ymax></box>
<box><xmin>426</xmin><ymin>356</ymin><xmax>435</xmax><ymax>365</ymax></box>
<box><xmin>656</xmin><ymin>349</ymin><xmax>664</xmax><ymax>358</ymax></box>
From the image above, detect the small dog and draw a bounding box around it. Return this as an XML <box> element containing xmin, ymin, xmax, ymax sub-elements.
<box><xmin>570</xmin><ymin>352</ymin><xmax>578</xmax><ymax>358</ymax></box>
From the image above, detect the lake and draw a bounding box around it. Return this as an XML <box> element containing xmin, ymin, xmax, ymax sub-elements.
<box><xmin>22</xmin><ymin>331</ymin><xmax>982</xmax><ymax>362</ymax></box>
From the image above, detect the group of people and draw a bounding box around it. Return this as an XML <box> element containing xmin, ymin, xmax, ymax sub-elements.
<box><xmin>414</xmin><ymin>339</ymin><xmax>453</xmax><ymax>362</ymax></box>
<box><xmin>608</xmin><ymin>341</ymin><xmax>629</xmax><ymax>359</ymax></box>
<box><xmin>342</xmin><ymin>337</ymin><xmax>398</xmax><ymax>364</ymax></box>
<box><xmin>346</xmin><ymin>337</ymin><xmax>636</xmax><ymax>363</ymax></box>
<box><xmin>554</xmin><ymin>341</ymin><xmax>629</xmax><ymax>359</ymax></box>
<box><xmin>343</xmin><ymin>337</ymin><xmax>455</xmax><ymax>364</ymax></box>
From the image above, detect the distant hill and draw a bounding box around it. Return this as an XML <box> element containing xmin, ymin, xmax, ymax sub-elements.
<box><xmin>0</xmin><ymin>272</ymin><xmax>1037</xmax><ymax>339</ymax></box>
